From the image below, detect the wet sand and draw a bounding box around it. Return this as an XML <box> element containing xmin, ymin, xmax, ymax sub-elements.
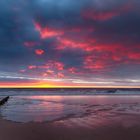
<box><xmin>1</xmin><ymin>95</ymin><xmax>140</xmax><ymax>140</ymax></box>
<box><xmin>1</xmin><ymin>114</ymin><xmax>140</xmax><ymax>140</ymax></box>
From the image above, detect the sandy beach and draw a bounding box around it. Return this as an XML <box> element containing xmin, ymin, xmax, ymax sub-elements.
<box><xmin>1</xmin><ymin>114</ymin><xmax>140</xmax><ymax>140</ymax></box>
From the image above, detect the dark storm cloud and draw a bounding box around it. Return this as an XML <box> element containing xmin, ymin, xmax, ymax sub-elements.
<box><xmin>0</xmin><ymin>0</ymin><xmax>140</xmax><ymax>86</ymax></box>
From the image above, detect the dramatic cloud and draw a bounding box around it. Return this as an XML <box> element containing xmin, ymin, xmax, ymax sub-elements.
<box><xmin>82</xmin><ymin>2</ymin><xmax>133</xmax><ymax>21</ymax></box>
<box><xmin>34</xmin><ymin>22</ymin><xmax>64</xmax><ymax>39</ymax></box>
<box><xmin>0</xmin><ymin>0</ymin><xmax>140</xmax><ymax>87</ymax></box>
<box><xmin>35</xmin><ymin>49</ymin><xmax>45</xmax><ymax>55</ymax></box>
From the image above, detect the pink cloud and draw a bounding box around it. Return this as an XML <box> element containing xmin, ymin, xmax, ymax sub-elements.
<box><xmin>35</xmin><ymin>49</ymin><xmax>45</xmax><ymax>55</ymax></box>
<box><xmin>82</xmin><ymin>3</ymin><xmax>133</xmax><ymax>21</ymax></box>
<box><xmin>34</xmin><ymin>22</ymin><xmax>64</xmax><ymax>39</ymax></box>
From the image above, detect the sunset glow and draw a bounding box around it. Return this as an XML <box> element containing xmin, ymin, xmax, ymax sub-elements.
<box><xmin>0</xmin><ymin>0</ymin><xmax>140</xmax><ymax>88</ymax></box>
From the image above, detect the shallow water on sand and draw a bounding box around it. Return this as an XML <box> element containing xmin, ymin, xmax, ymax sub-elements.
<box><xmin>0</xmin><ymin>95</ymin><xmax>140</xmax><ymax>125</ymax></box>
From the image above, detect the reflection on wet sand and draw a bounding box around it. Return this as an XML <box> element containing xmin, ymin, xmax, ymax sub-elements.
<box><xmin>1</xmin><ymin>96</ymin><xmax>140</xmax><ymax>129</ymax></box>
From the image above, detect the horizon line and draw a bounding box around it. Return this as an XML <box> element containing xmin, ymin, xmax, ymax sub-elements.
<box><xmin>0</xmin><ymin>86</ymin><xmax>140</xmax><ymax>89</ymax></box>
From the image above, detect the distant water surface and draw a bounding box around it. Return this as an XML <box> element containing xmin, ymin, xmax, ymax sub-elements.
<box><xmin>0</xmin><ymin>88</ymin><xmax>140</xmax><ymax>96</ymax></box>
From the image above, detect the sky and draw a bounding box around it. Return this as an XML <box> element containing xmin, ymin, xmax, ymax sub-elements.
<box><xmin>0</xmin><ymin>0</ymin><xmax>140</xmax><ymax>88</ymax></box>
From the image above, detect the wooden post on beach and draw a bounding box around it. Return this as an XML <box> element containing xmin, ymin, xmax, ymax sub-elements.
<box><xmin>0</xmin><ymin>96</ymin><xmax>10</xmax><ymax>106</ymax></box>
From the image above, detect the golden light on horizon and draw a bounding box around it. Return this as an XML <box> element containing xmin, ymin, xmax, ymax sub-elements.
<box><xmin>0</xmin><ymin>81</ymin><xmax>140</xmax><ymax>89</ymax></box>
